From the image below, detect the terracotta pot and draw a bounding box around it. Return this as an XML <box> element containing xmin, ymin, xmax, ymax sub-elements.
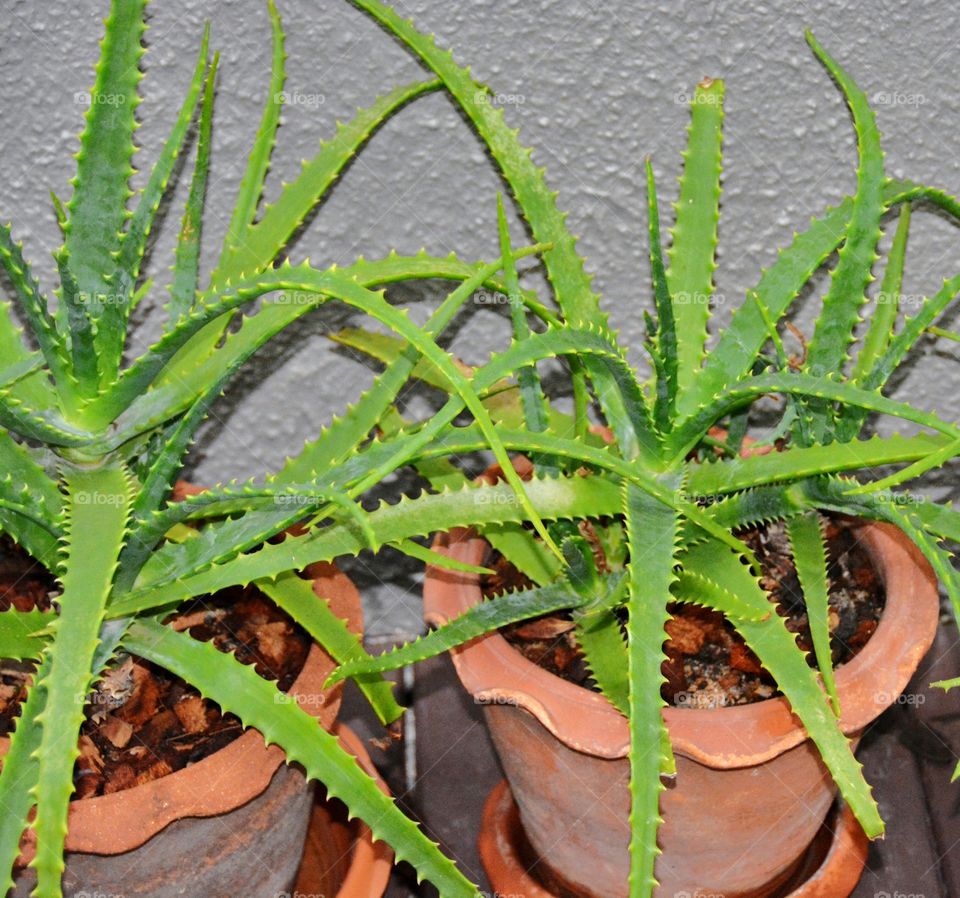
<box><xmin>5</xmin><ymin>561</ymin><xmax>363</xmax><ymax>898</ymax></box>
<box><xmin>425</xmin><ymin>521</ymin><xmax>939</xmax><ymax>898</ymax></box>
<box><xmin>479</xmin><ymin>779</ymin><xmax>870</xmax><ymax>898</ymax></box>
<box><xmin>295</xmin><ymin>722</ymin><xmax>394</xmax><ymax>898</ymax></box>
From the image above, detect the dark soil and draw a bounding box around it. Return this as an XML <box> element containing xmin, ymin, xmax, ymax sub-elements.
<box><xmin>491</xmin><ymin>516</ymin><xmax>885</xmax><ymax>708</ymax></box>
<box><xmin>0</xmin><ymin>536</ymin><xmax>311</xmax><ymax>797</ymax></box>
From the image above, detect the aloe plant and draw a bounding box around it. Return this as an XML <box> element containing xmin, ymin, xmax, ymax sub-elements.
<box><xmin>312</xmin><ymin>5</ymin><xmax>960</xmax><ymax>896</ymax></box>
<box><xmin>0</xmin><ymin>3</ymin><xmax>583</xmax><ymax>896</ymax></box>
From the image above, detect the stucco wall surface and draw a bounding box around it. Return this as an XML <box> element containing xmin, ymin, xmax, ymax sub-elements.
<box><xmin>3</xmin><ymin>1</ymin><xmax>959</xmax><ymax>633</ymax></box>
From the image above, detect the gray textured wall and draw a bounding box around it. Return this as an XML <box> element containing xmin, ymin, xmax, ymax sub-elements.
<box><xmin>3</xmin><ymin>1</ymin><xmax>960</xmax><ymax>634</ymax></box>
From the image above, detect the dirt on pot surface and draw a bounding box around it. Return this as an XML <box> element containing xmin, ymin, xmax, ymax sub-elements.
<box><xmin>0</xmin><ymin>536</ymin><xmax>311</xmax><ymax>797</ymax></box>
<box><xmin>491</xmin><ymin>516</ymin><xmax>885</xmax><ymax>708</ymax></box>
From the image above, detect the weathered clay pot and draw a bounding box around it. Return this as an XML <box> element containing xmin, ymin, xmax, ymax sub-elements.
<box><xmin>295</xmin><ymin>722</ymin><xmax>394</xmax><ymax>898</ymax></box>
<box><xmin>479</xmin><ymin>779</ymin><xmax>870</xmax><ymax>898</ymax></box>
<box><xmin>5</xmin><ymin>561</ymin><xmax>362</xmax><ymax>898</ymax></box>
<box><xmin>425</xmin><ymin>521</ymin><xmax>939</xmax><ymax>898</ymax></box>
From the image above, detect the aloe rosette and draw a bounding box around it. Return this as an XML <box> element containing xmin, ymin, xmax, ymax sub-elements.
<box><xmin>320</xmin><ymin>5</ymin><xmax>960</xmax><ymax>897</ymax></box>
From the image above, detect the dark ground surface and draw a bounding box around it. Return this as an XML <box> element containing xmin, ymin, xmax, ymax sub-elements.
<box><xmin>327</xmin><ymin>608</ymin><xmax>960</xmax><ymax>898</ymax></box>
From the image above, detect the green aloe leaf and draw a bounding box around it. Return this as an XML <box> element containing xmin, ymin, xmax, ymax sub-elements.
<box><xmin>112</xmin><ymin>475</ymin><xmax>624</xmax><ymax>617</ymax></box>
<box><xmin>666</xmin><ymin>78</ymin><xmax>724</xmax><ymax>398</ymax></box>
<box><xmin>62</xmin><ymin>0</ymin><xmax>147</xmax><ymax>388</ymax></box>
<box><xmin>0</xmin><ymin>656</ymin><xmax>51</xmax><ymax>897</ymax></box>
<box><xmin>645</xmin><ymin>160</ymin><xmax>678</xmax><ymax>432</ymax></box>
<box><xmin>29</xmin><ymin>465</ymin><xmax>132</xmax><ymax>897</ymax></box>
<box><xmin>851</xmin><ymin>204</ymin><xmax>910</xmax><ymax>385</ymax></box>
<box><xmin>165</xmin><ymin>52</ymin><xmax>219</xmax><ymax>326</ymax></box>
<box><xmin>786</xmin><ymin>513</ymin><xmax>839</xmax><ymax>715</ymax></box>
<box><xmin>329</xmin><ymin>579</ymin><xmax>586</xmax><ymax>684</ymax></box>
<box><xmin>218</xmin><ymin>0</ymin><xmax>285</xmax><ymax>260</ymax></box>
<box><xmin>623</xmin><ymin>478</ymin><xmax>681</xmax><ymax>898</ymax></box>
<box><xmin>0</xmin><ymin>608</ymin><xmax>54</xmax><ymax>660</ymax></box>
<box><xmin>802</xmin><ymin>32</ymin><xmax>885</xmax><ymax>442</ymax></box>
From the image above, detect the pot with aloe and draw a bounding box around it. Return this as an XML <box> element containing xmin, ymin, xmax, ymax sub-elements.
<box><xmin>0</xmin><ymin>2</ymin><xmax>557</xmax><ymax>896</ymax></box>
<box><xmin>327</xmin><ymin>5</ymin><xmax>960</xmax><ymax>896</ymax></box>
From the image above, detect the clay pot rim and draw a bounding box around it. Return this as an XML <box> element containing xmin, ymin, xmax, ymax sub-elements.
<box><xmin>2</xmin><ymin>561</ymin><xmax>362</xmax><ymax>857</ymax></box>
<box><xmin>330</xmin><ymin>722</ymin><xmax>395</xmax><ymax>898</ymax></box>
<box><xmin>424</xmin><ymin>519</ymin><xmax>940</xmax><ymax>768</ymax></box>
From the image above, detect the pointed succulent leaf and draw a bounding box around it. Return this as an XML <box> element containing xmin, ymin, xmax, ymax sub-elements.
<box><xmin>165</xmin><ymin>52</ymin><xmax>219</xmax><ymax>326</ymax></box>
<box><xmin>686</xmin><ymin>432</ymin><xmax>951</xmax><ymax>495</ymax></box>
<box><xmin>573</xmin><ymin>607</ymin><xmax>629</xmax><ymax>716</ymax></box>
<box><xmin>0</xmin><ymin>429</ymin><xmax>62</xmax><ymax>563</ymax></box>
<box><xmin>53</xmin><ymin>248</ymin><xmax>99</xmax><ymax>400</ymax></box>
<box><xmin>273</xmin><ymin>249</ymin><xmax>540</xmax><ymax>486</ymax></box>
<box><xmin>498</xmin><ymin>195</ymin><xmax>549</xmax><ymax>435</ymax></box>
<box><xmin>392</xmin><ymin>539</ymin><xmax>493</xmax><ymax>576</ymax></box>
<box><xmin>347</xmin><ymin>0</ymin><xmax>651</xmax><ymax>461</ymax></box>
<box><xmin>666</xmin><ymin>78</ymin><xmax>724</xmax><ymax>397</ymax></box>
<box><xmin>0</xmin><ymin>225</ymin><xmax>68</xmax><ymax>389</ymax></box>
<box><xmin>329</xmin><ymin>579</ymin><xmax>587</xmax><ymax>684</ymax></box>
<box><xmin>802</xmin><ymin>32</ymin><xmax>886</xmax><ymax>441</ymax></box>
<box><xmin>850</xmin><ymin>204</ymin><xmax>910</xmax><ymax>385</ymax></box>
<box><xmin>670</xmin><ymin>371</ymin><xmax>960</xmax><ymax>460</ymax></box>
<box><xmin>681</xmin><ymin>177</ymin><xmax>946</xmax><ymax>420</ymax></box>
<box><xmin>0</xmin><ymin>297</ymin><xmax>54</xmax><ymax>411</ymax></box>
<box><xmin>215</xmin><ymin>79</ymin><xmax>443</xmax><ymax>286</ymax></box>
<box><xmin>787</xmin><ymin>512</ymin><xmax>840</xmax><ymax>715</ymax></box>
<box><xmin>0</xmin><ymin>656</ymin><xmax>50</xmax><ymax>897</ymax></box>
<box><xmin>672</xmin><ymin>569</ymin><xmax>770</xmax><ymax>622</ymax></box>
<box><xmin>678</xmin><ymin>535</ymin><xmax>771</xmax><ymax>619</ymax></box>
<box><xmin>116</xmin><ymin>27</ymin><xmax>211</xmax><ymax>317</ymax></box>
<box><xmin>0</xmin><ymin>608</ymin><xmax>55</xmax><ymax>660</ymax></box>
<box><xmin>29</xmin><ymin>465</ymin><xmax>132</xmax><ymax>897</ymax></box>
<box><xmin>646</xmin><ymin>160</ymin><xmax>678</xmax><ymax>432</ymax></box>
<box><xmin>111</xmin><ymin>475</ymin><xmax>624</xmax><ymax>617</ymax></box>
<box><xmin>63</xmin><ymin>0</ymin><xmax>147</xmax><ymax>386</ymax></box>
<box><xmin>480</xmin><ymin>522</ymin><xmax>561</xmax><ymax>586</ymax></box>
<box><xmin>218</xmin><ymin>0</ymin><xmax>285</xmax><ymax>259</ymax></box>
<box><xmin>623</xmin><ymin>477</ymin><xmax>681</xmax><ymax>898</ymax></box>
<box><xmin>856</xmin><ymin>271</ymin><xmax>960</xmax><ymax>401</ymax></box>
<box><xmin>734</xmin><ymin>591</ymin><xmax>882</xmax><ymax>837</ymax></box>
<box><xmin>108</xmin><ymin>264</ymin><xmax>561</xmax><ymax>554</ymax></box>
